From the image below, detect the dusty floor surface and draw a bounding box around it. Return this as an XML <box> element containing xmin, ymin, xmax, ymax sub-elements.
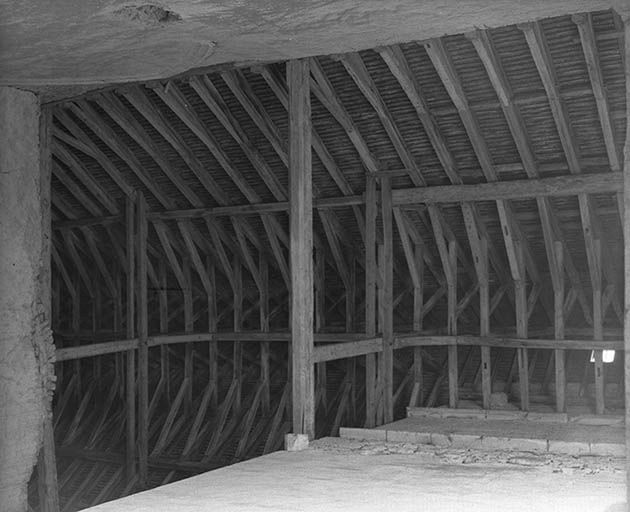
<box><xmin>86</xmin><ymin>437</ymin><xmax>625</xmax><ymax>512</ymax></box>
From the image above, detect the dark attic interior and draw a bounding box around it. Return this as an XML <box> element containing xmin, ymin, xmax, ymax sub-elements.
<box><xmin>1</xmin><ymin>2</ymin><xmax>629</xmax><ymax>512</ymax></box>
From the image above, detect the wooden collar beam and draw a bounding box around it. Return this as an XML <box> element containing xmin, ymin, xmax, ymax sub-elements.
<box><xmin>52</xmin><ymin>172</ymin><xmax>622</xmax><ymax>229</ymax></box>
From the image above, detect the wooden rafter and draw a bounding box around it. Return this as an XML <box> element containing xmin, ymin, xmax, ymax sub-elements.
<box><xmin>423</xmin><ymin>37</ymin><xmax>550</xmax><ymax>324</ymax></box>
<box><xmin>520</xmin><ymin>20</ymin><xmax>622</xmax><ymax>324</ymax></box>
<box><xmin>467</xmin><ymin>27</ymin><xmax>593</xmax><ymax>325</ymax></box>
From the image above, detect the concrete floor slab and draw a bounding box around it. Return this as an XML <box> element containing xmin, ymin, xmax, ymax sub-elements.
<box><xmin>84</xmin><ymin>438</ymin><xmax>625</xmax><ymax>512</ymax></box>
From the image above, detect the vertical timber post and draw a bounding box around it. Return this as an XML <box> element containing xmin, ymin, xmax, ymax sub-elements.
<box><xmin>158</xmin><ymin>261</ymin><xmax>170</xmax><ymax>403</ymax></box>
<box><xmin>125</xmin><ymin>193</ymin><xmax>136</xmax><ymax>482</ymax></box>
<box><xmin>592</xmin><ymin>240</ymin><xmax>605</xmax><ymax>415</ymax></box>
<box><xmin>136</xmin><ymin>193</ymin><xmax>149</xmax><ymax>487</ymax></box>
<box><xmin>515</xmin><ymin>242</ymin><xmax>529</xmax><ymax>411</ymax></box>
<box><xmin>447</xmin><ymin>240</ymin><xmax>458</xmax><ymax>408</ymax></box>
<box><xmin>622</xmin><ymin>16</ymin><xmax>630</xmax><ymax>506</ymax></box>
<box><xmin>288</xmin><ymin>58</ymin><xmax>315</xmax><ymax>440</ymax></box>
<box><xmin>183</xmin><ymin>257</ymin><xmax>194</xmax><ymax>415</ymax></box>
<box><xmin>315</xmin><ymin>249</ymin><xmax>327</xmax><ymax>414</ymax></box>
<box><xmin>364</xmin><ymin>175</ymin><xmax>378</xmax><ymax>427</ymax></box>
<box><xmin>410</xmin><ymin>243</ymin><xmax>424</xmax><ymax>407</ymax></box>
<box><xmin>207</xmin><ymin>257</ymin><xmax>218</xmax><ymax>409</ymax></box>
<box><xmin>260</xmin><ymin>255</ymin><xmax>270</xmax><ymax>413</ymax></box>
<box><xmin>233</xmin><ymin>257</ymin><xmax>243</xmax><ymax>411</ymax></box>
<box><xmin>553</xmin><ymin>242</ymin><xmax>566</xmax><ymax>413</ymax></box>
<box><xmin>381</xmin><ymin>177</ymin><xmax>394</xmax><ymax>423</ymax></box>
<box><xmin>479</xmin><ymin>236</ymin><xmax>491</xmax><ymax>410</ymax></box>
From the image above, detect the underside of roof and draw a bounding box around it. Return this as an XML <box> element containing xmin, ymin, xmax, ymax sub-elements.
<box><xmin>50</xmin><ymin>8</ymin><xmax>627</xmax><ymax>336</ymax></box>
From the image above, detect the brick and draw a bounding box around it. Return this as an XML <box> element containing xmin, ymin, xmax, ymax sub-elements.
<box><xmin>387</xmin><ymin>430</ymin><xmax>431</xmax><ymax>444</ymax></box>
<box><xmin>450</xmin><ymin>434</ymin><xmax>483</xmax><ymax>449</ymax></box>
<box><xmin>430</xmin><ymin>433</ymin><xmax>452</xmax><ymax>447</ymax></box>
<box><xmin>482</xmin><ymin>436</ymin><xmax>547</xmax><ymax>452</ymax></box>
<box><xmin>440</xmin><ymin>408</ymin><xmax>486</xmax><ymax>420</ymax></box>
<box><xmin>338</xmin><ymin>427</ymin><xmax>386</xmax><ymax>442</ymax></box>
<box><xmin>547</xmin><ymin>440</ymin><xmax>590</xmax><ymax>456</ymax></box>
<box><xmin>526</xmin><ymin>412</ymin><xmax>568</xmax><ymax>424</ymax></box>
<box><xmin>486</xmin><ymin>410</ymin><xmax>526</xmax><ymax>421</ymax></box>
<box><xmin>406</xmin><ymin>407</ymin><xmax>446</xmax><ymax>419</ymax></box>
<box><xmin>589</xmin><ymin>442</ymin><xmax>625</xmax><ymax>457</ymax></box>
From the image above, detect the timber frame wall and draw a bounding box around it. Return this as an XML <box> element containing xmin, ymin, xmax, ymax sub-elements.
<box><xmin>31</xmin><ymin>8</ymin><xmax>630</xmax><ymax>511</ymax></box>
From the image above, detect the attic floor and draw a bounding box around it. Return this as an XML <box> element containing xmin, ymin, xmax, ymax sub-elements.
<box><xmin>84</xmin><ymin>436</ymin><xmax>625</xmax><ymax>512</ymax></box>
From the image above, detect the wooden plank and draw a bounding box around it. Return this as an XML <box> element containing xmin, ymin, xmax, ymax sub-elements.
<box><xmin>313</xmin><ymin>337</ymin><xmax>384</xmax><ymax>363</ymax></box>
<box><xmin>462</xmin><ymin>203</ymin><xmax>492</xmax><ymax>409</ymax></box>
<box><xmin>183</xmin><ymin>257</ymin><xmax>194</xmax><ymax>414</ymax></box>
<box><xmin>573</xmin><ymin>14</ymin><xmax>621</xmax><ymax>173</ymax></box>
<box><xmin>379</xmin><ymin>45</ymin><xmax>462</xmax><ymax>185</ymax></box>
<box><xmin>447</xmin><ymin>240</ymin><xmax>458</xmax><ymax>408</ymax></box>
<box><xmin>232</xmin><ymin>218</ymin><xmax>263</xmax><ymax>293</ymax></box>
<box><xmin>622</xmin><ymin>23</ymin><xmax>630</xmax><ymax>503</ymax></box>
<box><xmin>409</xmin><ymin>243</ymin><xmax>424</xmax><ymax>407</ymax></box>
<box><xmin>136</xmin><ymin>193</ymin><xmax>149</xmax><ymax>487</ymax></box>
<box><xmin>425</xmin><ymin>36</ymin><xmax>545</xmax><ymax>314</ymax></box>
<box><xmin>364</xmin><ymin>176</ymin><xmax>378</xmax><ymax>427</ymax></box>
<box><xmin>149</xmin><ymin>196</ymin><xmax>363</xmax><ymax>220</ymax></box>
<box><xmin>288</xmin><ymin>59</ymin><xmax>315</xmax><ymax>439</ymax></box>
<box><xmin>61</xmin><ymin>230</ymin><xmax>94</xmax><ymax>298</ymax></box>
<box><xmin>96</xmin><ymin>93</ymin><xmax>203</xmax><ymax>207</ymax></box>
<box><xmin>207</xmin><ymin>257</ymin><xmax>218</xmax><ymax>408</ymax></box>
<box><xmin>393</xmin><ymin>207</ymin><xmax>422</xmax><ymax>289</ymax></box>
<box><xmin>37</xmin><ymin>415</ymin><xmax>60</xmax><ymax>512</ymax></box>
<box><xmin>82</xmin><ymin>230</ymin><xmax>118</xmax><ymax>298</ymax></box>
<box><xmin>553</xmin><ymin>242</ymin><xmax>566</xmax><ymax>413</ymax></box>
<box><xmin>318</xmin><ymin>210</ymin><xmax>351</xmax><ymax>289</ymax></box>
<box><xmin>394</xmin><ymin>335</ymin><xmax>623</xmax><ymax>351</ymax></box>
<box><xmin>338</xmin><ymin>53</ymin><xmax>424</xmax><ymax>186</ymax></box>
<box><xmin>308</xmin><ymin>61</ymin><xmax>378</xmax><ymax>176</ymax></box>
<box><xmin>153</xmin><ymin>221</ymin><xmax>187</xmax><ymax>291</ymax></box>
<box><xmin>248</xmin><ymin>64</ymin><xmax>366</xmax><ymax>265</ymax></box>
<box><xmin>53</xmin><ymin>110</ymin><xmax>134</xmax><ymax>199</ymax></box>
<box><xmin>222</xmin><ymin>70</ymin><xmax>288</xmax><ymax>165</ymax></box>
<box><xmin>56</xmin><ymin>338</ymin><xmax>139</xmax><ymax>361</ymax></box>
<box><xmin>53</xmin><ymin>328</ymin><xmax>621</xmax><ymax>359</ymax></box>
<box><xmin>191</xmin><ymin>75</ymin><xmax>286</xmax><ymax>201</ymax></box>
<box><xmin>125</xmin><ymin>194</ymin><xmax>136</xmax><ymax>481</ymax></box>
<box><xmin>381</xmin><ymin>178</ymin><xmax>394</xmax><ymax>423</ymax></box>
<box><xmin>393</xmin><ymin>171</ymin><xmax>621</xmax><ymax>206</ymax></box>
<box><xmin>233</xmin><ymin>257</ymin><xmax>243</xmax><ymax>411</ymax></box>
<box><xmin>178</xmin><ymin>221</ymin><xmax>214</xmax><ymax>296</ymax></box>
<box><xmin>154</xmin><ymin>82</ymin><xmax>259</xmax><ymax>203</ymax></box>
<box><xmin>123</xmin><ymin>87</ymin><xmax>230</xmax><ymax>206</ymax></box>
<box><xmin>259</xmin><ymin>255</ymin><xmax>270</xmax><ymax>413</ymax></box>
<box><xmin>53</xmin><ymin>141</ymin><xmax>119</xmax><ymax>214</ymax></box>
<box><xmin>51</xmin><ymin>244</ymin><xmax>77</xmax><ymax>301</ymax></box>
<box><xmin>427</xmin><ymin>204</ymin><xmax>458</xmax><ymax>408</ymax></box>
<box><xmin>513</xmin><ymin>243</ymin><xmax>529</xmax><ymax>411</ymax></box>
<box><xmin>70</xmin><ymin>101</ymin><xmax>174</xmax><ymax>209</ymax></box>
<box><xmin>522</xmin><ymin>20</ymin><xmax>621</xmax><ymax>317</ymax></box>
<box><xmin>593</xmin><ymin>238</ymin><xmax>605</xmax><ymax>415</ymax></box>
<box><xmin>256</xmin><ymin>65</ymin><xmax>364</xmax><ymax>235</ymax></box>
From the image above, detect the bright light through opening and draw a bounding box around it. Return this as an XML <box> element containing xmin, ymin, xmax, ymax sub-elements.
<box><xmin>589</xmin><ymin>350</ymin><xmax>615</xmax><ymax>363</ymax></box>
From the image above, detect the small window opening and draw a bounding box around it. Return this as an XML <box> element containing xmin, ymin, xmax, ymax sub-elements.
<box><xmin>589</xmin><ymin>350</ymin><xmax>615</xmax><ymax>363</ymax></box>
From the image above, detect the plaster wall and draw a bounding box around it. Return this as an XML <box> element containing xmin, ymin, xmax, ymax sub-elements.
<box><xmin>0</xmin><ymin>87</ymin><xmax>55</xmax><ymax>512</ymax></box>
